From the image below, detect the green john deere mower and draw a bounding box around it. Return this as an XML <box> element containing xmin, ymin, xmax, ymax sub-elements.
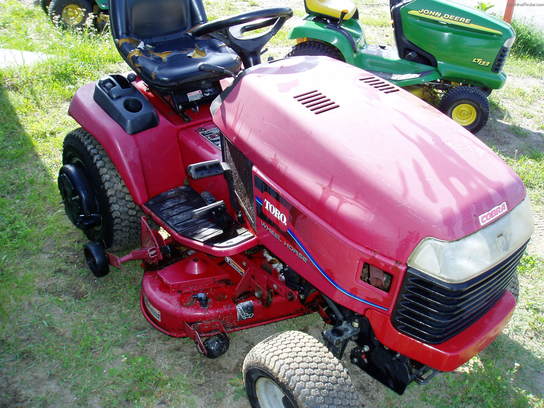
<box><xmin>289</xmin><ymin>0</ymin><xmax>515</xmax><ymax>133</ymax></box>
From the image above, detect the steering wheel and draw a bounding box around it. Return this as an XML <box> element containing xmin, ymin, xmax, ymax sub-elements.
<box><xmin>192</xmin><ymin>8</ymin><xmax>293</xmax><ymax>68</ymax></box>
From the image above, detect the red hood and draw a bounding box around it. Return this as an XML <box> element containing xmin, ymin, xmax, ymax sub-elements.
<box><xmin>212</xmin><ymin>56</ymin><xmax>525</xmax><ymax>262</ymax></box>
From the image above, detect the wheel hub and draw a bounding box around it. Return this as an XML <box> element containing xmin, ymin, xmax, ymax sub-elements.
<box><xmin>451</xmin><ymin>103</ymin><xmax>477</xmax><ymax>126</ymax></box>
<box><xmin>61</xmin><ymin>4</ymin><xmax>85</xmax><ymax>26</ymax></box>
<box><xmin>255</xmin><ymin>377</ymin><xmax>294</xmax><ymax>408</ymax></box>
<box><xmin>58</xmin><ymin>164</ymin><xmax>101</xmax><ymax>230</ymax></box>
<box><xmin>58</xmin><ymin>171</ymin><xmax>85</xmax><ymax>227</ymax></box>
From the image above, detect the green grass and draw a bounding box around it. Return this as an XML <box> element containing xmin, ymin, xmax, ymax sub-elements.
<box><xmin>510</xmin><ymin>19</ymin><xmax>544</xmax><ymax>60</ymax></box>
<box><xmin>0</xmin><ymin>0</ymin><xmax>543</xmax><ymax>407</ymax></box>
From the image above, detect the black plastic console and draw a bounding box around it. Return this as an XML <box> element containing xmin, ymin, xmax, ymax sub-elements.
<box><xmin>93</xmin><ymin>74</ymin><xmax>158</xmax><ymax>135</ymax></box>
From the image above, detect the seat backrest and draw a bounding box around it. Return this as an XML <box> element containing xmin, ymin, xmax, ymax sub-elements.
<box><xmin>304</xmin><ymin>0</ymin><xmax>356</xmax><ymax>20</ymax></box>
<box><xmin>110</xmin><ymin>0</ymin><xmax>208</xmax><ymax>40</ymax></box>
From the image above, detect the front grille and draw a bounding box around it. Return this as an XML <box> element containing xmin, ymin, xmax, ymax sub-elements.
<box><xmin>492</xmin><ymin>46</ymin><xmax>509</xmax><ymax>73</ymax></box>
<box><xmin>223</xmin><ymin>138</ymin><xmax>255</xmax><ymax>228</ymax></box>
<box><xmin>392</xmin><ymin>243</ymin><xmax>526</xmax><ymax>344</ymax></box>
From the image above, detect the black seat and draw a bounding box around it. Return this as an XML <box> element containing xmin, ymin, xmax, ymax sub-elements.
<box><xmin>110</xmin><ymin>0</ymin><xmax>242</xmax><ymax>93</ymax></box>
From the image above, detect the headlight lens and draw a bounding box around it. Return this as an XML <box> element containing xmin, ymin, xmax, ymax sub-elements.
<box><xmin>408</xmin><ymin>198</ymin><xmax>534</xmax><ymax>283</ymax></box>
<box><xmin>504</xmin><ymin>36</ymin><xmax>516</xmax><ymax>48</ymax></box>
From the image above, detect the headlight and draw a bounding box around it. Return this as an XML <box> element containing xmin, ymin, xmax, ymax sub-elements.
<box><xmin>408</xmin><ymin>198</ymin><xmax>534</xmax><ymax>283</ymax></box>
<box><xmin>504</xmin><ymin>36</ymin><xmax>516</xmax><ymax>48</ymax></box>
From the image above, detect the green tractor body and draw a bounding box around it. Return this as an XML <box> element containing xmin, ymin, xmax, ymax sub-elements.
<box><xmin>289</xmin><ymin>0</ymin><xmax>515</xmax><ymax>132</ymax></box>
<box><xmin>95</xmin><ymin>0</ymin><xmax>108</xmax><ymax>10</ymax></box>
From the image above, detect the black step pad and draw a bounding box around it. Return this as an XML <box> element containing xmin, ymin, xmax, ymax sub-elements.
<box><xmin>146</xmin><ymin>186</ymin><xmax>225</xmax><ymax>243</ymax></box>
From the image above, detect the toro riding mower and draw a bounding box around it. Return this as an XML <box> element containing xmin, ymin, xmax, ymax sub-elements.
<box><xmin>41</xmin><ymin>0</ymin><xmax>109</xmax><ymax>30</ymax></box>
<box><xmin>57</xmin><ymin>0</ymin><xmax>533</xmax><ymax>406</ymax></box>
<box><xmin>289</xmin><ymin>0</ymin><xmax>516</xmax><ymax>133</ymax></box>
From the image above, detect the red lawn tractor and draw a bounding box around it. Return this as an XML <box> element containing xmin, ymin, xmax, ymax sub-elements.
<box><xmin>58</xmin><ymin>0</ymin><xmax>534</xmax><ymax>406</ymax></box>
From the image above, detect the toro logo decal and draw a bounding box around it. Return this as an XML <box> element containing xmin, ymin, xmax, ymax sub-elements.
<box><xmin>262</xmin><ymin>193</ymin><xmax>290</xmax><ymax>231</ymax></box>
<box><xmin>479</xmin><ymin>202</ymin><xmax>508</xmax><ymax>226</ymax></box>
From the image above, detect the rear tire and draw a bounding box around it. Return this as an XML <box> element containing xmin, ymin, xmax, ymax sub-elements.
<box><xmin>439</xmin><ymin>86</ymin><xmax>489</xmax><ymax>134</ymax></box>
<box><xmin>49</xmin><ymin>0</ymin><xmax>92</xmax><ymax>30</ymax></box>
<box><xmin>62</xmin><ymin>128</ymin><xmax>141</xmax><ymax>251</ymax></box>
<box><xmin>243</xmin><ymin>331</ymin><xmax>360</xmax><ymax>408</ymax></box>
<box><xmin>288</xmin><ymin>41</ymin><xmax>344</xmax><ymax>61</ymax></box>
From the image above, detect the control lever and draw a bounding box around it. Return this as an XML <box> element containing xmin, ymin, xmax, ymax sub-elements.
<box><xmin>199</xmin><ymin>63</ymin><xmax>236</xmax><ymax>77</ymax></box>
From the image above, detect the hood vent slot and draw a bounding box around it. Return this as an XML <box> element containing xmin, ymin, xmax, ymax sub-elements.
<box><xmin>359</xmin><ymin>76</ymin><xmax>399</xmax><ymax>94</ymax></box>
<box><xmin>294</xmin><ymin>90</ymin><xmax>340</xmax><ymax>114</ymax></box>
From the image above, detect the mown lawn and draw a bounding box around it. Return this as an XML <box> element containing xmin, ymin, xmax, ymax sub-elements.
<box><xmin>0</xmin><ymin>0</ymin><xmax>543</xmax><ymax>407</ymax></box>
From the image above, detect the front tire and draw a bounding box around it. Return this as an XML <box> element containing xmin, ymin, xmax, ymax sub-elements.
<box><xmin>288</xmin><ymin>41</ymin><xmax>344</xmax><ymax>61</ymax></box>
<box><xmin>62</xmin><ymin>128</ymin><xmax>141</xmax><ymax>251</ymax></box>
<box><xmin>439</xmin><ymin>86</ymin><xmax>490</xmax><ymax>134</ymax></box>
<box><xmin>49</xmin><ymin>0</ymin><xmax>92</xmax><ymax>30</ymax></box>
<box><xmin>243</xmin><ymin>331</ymin><xmax>360</xmax><ymax>408</ymax></box>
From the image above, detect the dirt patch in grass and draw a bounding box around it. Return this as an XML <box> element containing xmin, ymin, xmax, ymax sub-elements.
<box><xmin>0</xmin><ymin>377</ymin><xmax>27</xmax><ymax>408</ymax></box>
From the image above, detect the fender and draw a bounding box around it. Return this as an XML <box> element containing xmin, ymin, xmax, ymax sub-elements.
<box><xmin>289</xmin><ymin>19</ymin><xmax>362</xmax><ymax>64</ymax></box>
<box><xmin>95</xmin><ymin>0</ymin><xmax>109</xmax><ymax>10</ymax></box>
<box><xmin>68</xmin><ymin>82</ymin><xmax>186</xmax><ymax>205</ymax></box>
<box><xmin>438</xmin><ymin>61</ymin><xmax>507</xmax><ymax>89</ymax></box>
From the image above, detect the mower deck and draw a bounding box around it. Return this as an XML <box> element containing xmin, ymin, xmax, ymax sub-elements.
<box><xmin>140</xmin><ymin>250</ymin><xmax>311</xmax><ymax>341</ymax></box>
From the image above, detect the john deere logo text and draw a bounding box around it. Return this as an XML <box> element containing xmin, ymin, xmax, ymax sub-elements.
<box><xmin>479</xmin><ymin>202</ymin><xmax>508</xmax><ymax>226</ymax></box>
<box><xmin>409</xmin><ymin>9</ymin><xmax>502</xmax><ymax>34</ymax></box>
<box><xmin>416</xmin><ymin>9</ymin><xmax>471</xmax><ymax>24</ymax></box>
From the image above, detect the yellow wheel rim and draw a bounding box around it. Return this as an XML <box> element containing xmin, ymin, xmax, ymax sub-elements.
<box><xmin>451</xmin><ymin>103</ymin><xmax>478</xmax><ymax>127</ymax></box>
<box><xmin>61</xmin><ymin>4</ymin><xmax>85</xmax><ymax>26</ymax></box>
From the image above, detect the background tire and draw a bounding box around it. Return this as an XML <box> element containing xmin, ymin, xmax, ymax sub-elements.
<box><xmin>93</xmin><ymin>10</ymin><xmax>109</xmax><ymax>32</ymax></box>
<box><xmin>40</xmin><ymin>0</ymin><xmax>52</xmax><ymax>13</ymax></box>
<box><xmin>62</xmin><ymin>128</ymin><xmax>141</xmax><ymax>251</ymax></box>
<box><xmin>49</xmin><ymin>0</ymin><xmax>92</xmax><ymax>30</ymax></box>
<box><xmin>439</xmin><ymin>86</ymin><xmax>490</xmax><ymax>134</ymax></box>
<box><xmin>288</xmin><ymin>41</ymin><xmax>344</xmax><ymax>61</ymax></box>
<box><xmin>243</xmin><ymin>331</ymin><xmax>360</xmax><ymax>408</ymax></box>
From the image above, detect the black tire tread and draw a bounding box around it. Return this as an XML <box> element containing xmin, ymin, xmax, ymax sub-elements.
<box><xmin>288</xmin><ymin>41</ymin><xmax>344</xmax><ymax>61</ymax></box>
<box><xmin>243</xmin><ymin>330</ymin><xmax>360</xmax><ymax>408</ymax></box>
<box><xmin>63</xmin><ymin>128</ymin><xmax>141</xmax><ymax>251</ymax></box>
<box><xmin>439</xmin><ymin>86</ymin><xmax>490</xmax><ymax>133</ymax></box>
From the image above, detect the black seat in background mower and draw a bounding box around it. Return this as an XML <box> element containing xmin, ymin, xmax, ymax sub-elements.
<box><xmin>109</xmin><ymin>0</ymin><xmax>242</xmax><ymax>90</ymax></box>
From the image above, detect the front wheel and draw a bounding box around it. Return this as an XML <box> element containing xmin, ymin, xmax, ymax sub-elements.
<box><xmin>439</xmin><ymin>86</ymin><xmax>490</xmax><ymax>134</ymax></box>
<box><xmin>243</xmin><ymin>331</ymin><xmax>360</xmax><ymax>408</ymax></box>
<box><xmin>287</xmin><ymin>40</ymin><xmax>344</xmax><ymax>61</ymax></box>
